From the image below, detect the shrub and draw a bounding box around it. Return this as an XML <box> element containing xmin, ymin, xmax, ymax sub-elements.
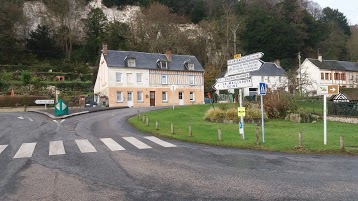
<box><xmin>204</xmin><ymin>107</ymin><xmax>225</xmax><ymax>121</ymax></box>
<box><xmin>264</xmin><ymin>90</ymin><xmax>298</xmax><ymax>118</ymax></box>
<box><xmin>225</xmin><ymin>107</ymin><xmax>239</xmax><ymax>121</ymax></box>
<box><xmin>246</xmin><ymin>103</ymin><xmax>267</xmax><ymax>121</ymax></box>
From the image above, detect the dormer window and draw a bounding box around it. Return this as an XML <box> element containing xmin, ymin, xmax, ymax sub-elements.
<box><xmin>161</xmin><ymin>61</ymin><xmax>167</xmax><ymax>69</ymax></box>
<box><xmin>188</xmin><ymin>63</ymin><xmax>194</xmax><ymax>70</ymax></box>
<box><xmin>128</xmin><ymin>59</ymin><xmax>136</xmax><ymax>67</ymax></box>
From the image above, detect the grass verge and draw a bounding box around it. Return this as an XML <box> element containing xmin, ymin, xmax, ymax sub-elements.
<box><xmin>129</xmin><ymin>104</ymin><xmax>358</xmax><ymax>155</ymax></box>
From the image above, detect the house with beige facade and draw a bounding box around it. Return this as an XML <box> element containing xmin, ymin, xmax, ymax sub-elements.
<box><xmin>298</xmin><ymin>56</ymin><xmax>358</xmax><ymax>95</ymax></box>
<box><xmin>94</xmin><ymin>46</ymin><xmax>205</xmax><ymax>107</ymax></box>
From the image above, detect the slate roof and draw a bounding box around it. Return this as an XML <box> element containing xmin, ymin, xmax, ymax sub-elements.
<box><xmin>104</xmin><ymin>50</ymin><xmax>204</xmax><ymax>72</ymax></box>
<box><xmin>250</xmin><ymin>62</ymin><xmax>287</xmax><ymax>76</ymax></box>
<box><xmin>308</xmin><ymin>59</ymin><xmax>358</xmax><ymax>72</ymax></box>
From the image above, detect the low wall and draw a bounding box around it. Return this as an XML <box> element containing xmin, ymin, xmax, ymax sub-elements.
<box><xmin>327</xmin><ymin>116</ymin><xmax>358</xmax><ymax>124</ymax></box>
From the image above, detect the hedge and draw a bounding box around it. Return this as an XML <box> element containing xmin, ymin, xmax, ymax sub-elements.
<box><xmin>0</xmin><ymin>96</ymin><xmax>50</xmax><ymax>107</ymax></box>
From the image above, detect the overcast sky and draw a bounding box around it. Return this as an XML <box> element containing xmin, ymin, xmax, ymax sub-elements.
<box><xmin>313</xmin><ymin>0</ymin><xmax>358</xmax><ymax>25</ymax></box>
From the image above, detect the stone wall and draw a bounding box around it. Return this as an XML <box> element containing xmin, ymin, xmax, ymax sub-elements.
<box><xmin>327</xmin><ymin>116</ymin><xmax>358</xmax><ymax>124</ymax></box>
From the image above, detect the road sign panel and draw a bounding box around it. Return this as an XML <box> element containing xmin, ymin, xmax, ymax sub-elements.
<box><xmin>227</xmin><ymin>52</ymin><xmax>264</xmax><ymax>66</ymax></box>
<box><xmin>238</xmin><ymin>107</ymin><xmax>245</xmax><ymax>117</ymax></box>
<box><xmin>317</xmin><ymin>85</ymin><xmax>339</xmax><ymax>95</ymax></box>
<box><xmin>35</xmin><ymin>100</ymin><xmax>54</xmax><ymax>105</ymax></box>
<box><xmin>217</xmin><ymin>73</ymin><xmax>250</xmax><ymax>83</ymax></box>
<box><xmin>213</xmin><ymin>79</ymin><xmax>252</xmax><ymax>90</ymax></box>
<box><xmin>55</xmin><ymin>99</ymin><xmax>69</xmax><ymax>116</ymax></box>
<box><xmin>259</xmin><ymin>82</ymin><xmax>266</xmax><ymax>95</ymax></box>
<box><xmin>227</xmin><ymin>60</ymin><xmax>264</xmax><ymax>76</ymax></box>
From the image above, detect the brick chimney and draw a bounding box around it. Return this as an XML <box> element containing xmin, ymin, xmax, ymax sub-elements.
<box><xmin>102</xmin><ymin>43</ymin><xmax>108</xmax><ymax>56</ymax></box>
<box><xmin>166</xmin><ymin>50</ymin><xmax>172</xmax><ymax>61</ymax></box>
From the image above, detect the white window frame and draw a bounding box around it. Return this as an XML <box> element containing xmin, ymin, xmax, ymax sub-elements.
<box><xmin>116</xmin><ymin>91</ymin><xmax>124</xmax><ymax>102</ymax></box>
<box><xmin>116</xmin><ymin>72</ymin><xmax>122</xmax><ymax>83</ymax></box>
<box><xmin>188</xmin><ymin>63</ymin><xmax>194</xmax><ymax>70</ymax></box>
<box><xmin>189</xmin><ymin>92</ymin><xmax>195</xmax><ymax>101</ymax></box>
<box><xmin>189</xmin><ymin>75</ymin><xmax>195</xmax><ymax>85</ymax></box>
<box><xmin>136</xmin><ymin>73</ymin><xmax>142</xmax><ymax>83</ymax></box>
<box><xmin>128</xmin><ymin>59</ymin><xmax>136</xmax><ymax>67</ymax></box>
<box><xmin>162</xmin><ymin>91</ymin><xmax>168</xmax><ymax>102</ymax></box>
<box><xmin>137</xmin><ymin>91</ymin><xmax>143</xmax><ymax>102</ymax></box>
<box><xmin>161</xmin><ymin>75</ymin><xmax>168</xmax><ymax>84</ymax></box>
<box><xmin>161</xmin><ymin>61</ymin><xmax>167</xmax><ymax>69</ymax></box>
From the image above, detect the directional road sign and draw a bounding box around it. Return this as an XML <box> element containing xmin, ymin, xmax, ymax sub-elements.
<box><xmin>35</xmin><ymin>99</ymin><xmax>54</xmax><ymax>105</ymax></box>
<box><xmin>213</xmin><ymin>79</ymin><xmax>252</xmax><ymax>90</ymax></box>
<box><xmin>227</xmin><ymin>60</ymin><xmax>264</xmax><ymax>76</ymax></box>
<box><xmin>216</xmin><ymin>73</ymin><xmax>250</xmax><ymax>83</ymax></box>
<box><xmin>227</xmin><ymin>52</ymin><xmax>264</xmax><ymax>66</ymax></box>
<box><xmin>55</xmin><ymin>99</ymin><xmax>69</xmax><ymax>116</ymax></box>
<box><xmin>259</xmin><ymin>82</ymin><xmax>267</xmax><ymax>95</ymax></box>
<box><xmin>317</xmin><ymin>85</ymin><xmax>339</xmax><ymax>95</ymax></box>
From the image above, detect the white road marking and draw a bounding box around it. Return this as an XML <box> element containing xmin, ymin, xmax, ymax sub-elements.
<box><xmin>49</xmin><ymin>141</ymin><xmax>65</xmax><ymax>155</ymax></box>
<box><xmin>53</xmin><ymin>120</ymin><xmax>57</xmax><ymax>122</ymax></box>
<box><xmin>60</xmin><ymin>120</ymin><xmax>65</xmax><ymax>123</ymax></box>
<box><xmin>75</xmin><ymin>139</ymin><xmax>97</xmax><ymax>153</ymax></box>
<box><xmin>123</xmin><ymin>137</ymin><xmax>152</xmax><ymax>149</ymax></box>
<box><xmin>28</xmin><ymin>117</ymin><xmax>33</xmax><ymax>122</ymax></box>
<box><xmin>145</xmin><ymin>136</ymin><xmax>177</xmax><ymax>148</ymax></box>
<box><xmin>0</xmin><ymin>145</ymin><xmax>8</xmax><ymax>154</ymax></box>
<box><xmin>100</xmin><ymin>138</ymin><xmax>125</xmax><ymax>151</ymax></box>
<box><xmin>18</xmin><ymin>116</ymin><xmax>24</xmax><ymax>120</ymax></box>
<box><xmin>13</xmin><ymin>143</ymin><xmax>37</xmax><ymax>158</ymax></box>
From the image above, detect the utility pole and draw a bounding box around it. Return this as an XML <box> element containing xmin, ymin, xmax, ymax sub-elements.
<box><xmin>231</xmin><ymin>24</ymin><xmax>239</xmax><ymax>55</ymax></box>
<box><xmin>298</xmin><ymin>52</ymin><xmax>302</xmax><ymax>98</ymax></box>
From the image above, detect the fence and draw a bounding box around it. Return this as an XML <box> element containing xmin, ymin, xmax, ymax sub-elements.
<box><xmin>328</xmin><ymin>102</ymin><xmax>358</xmax><ymax>116</ymax></box>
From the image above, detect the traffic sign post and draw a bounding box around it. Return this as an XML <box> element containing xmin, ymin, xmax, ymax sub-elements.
<box><xmin>213</xmin><ymin>52</ymin><xmax>265</xmax><ymax>141</ymax></box>
<box><xmin>259</xmin><ymin>82</ymin><xmax>266</xmax><ymax>143</ymax></box>
<box><xmin>55</xmin><ymin>99</ymin><xmax>69</xmax><ymax>116</ymax></box>
<box><xmin>170</xmin><ymin>85</ymin><xmax>176</xmax><ymax>109</ymax></box>
<box><xmin>317</xmin><ymin>85</ymin><xmax>339</xmax><ymax>145</ymax></box>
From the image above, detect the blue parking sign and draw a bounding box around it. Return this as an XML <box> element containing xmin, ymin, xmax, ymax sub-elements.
<box><xmin>259</xmin><ymin>82</ymin><xmax>266</xmax><ymax>95</ymax></box>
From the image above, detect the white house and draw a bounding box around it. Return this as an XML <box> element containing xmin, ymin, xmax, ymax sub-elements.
<box><xmin>94</xmin><ymin>46</ymin><xmax>205</xmax><ymax>107</ymax></box>
<box><xmin>298</xmin><ymin>56</ymin><xmax>358</xmax><ymax>95</ymax></box>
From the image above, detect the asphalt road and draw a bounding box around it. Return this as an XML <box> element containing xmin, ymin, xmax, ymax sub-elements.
<box><xmin>0</xmin><ymin>108</ymin><xmax>357</xmax><ymax>201</ymax></box>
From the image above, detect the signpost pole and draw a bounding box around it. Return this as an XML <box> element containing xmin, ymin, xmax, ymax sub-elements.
<box><xmin>239</xmin><ymin>89</ymin><xmax>245</xmax><ymax>140</ymax></box>
<box><xmin>323</xmin><ymin>94</ymin><xmax>327</xmax><ymax>145</ymax></box>
<box><xmin>261</xmin><ymin>94</ymin><xmax>265</xmax><ymax>143</ymax></box>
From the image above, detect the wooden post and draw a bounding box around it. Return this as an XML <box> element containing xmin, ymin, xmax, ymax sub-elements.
<box><xmin>218</xmin><ymin>128</ymin><xmax>222</xmax><ymax>141</ymax></box>
<box><xmin>299</xmin><ymin>131</ymin><xmax>303</xmax><ymax>147</ymax></box>
<box><xmin>189</xmin><ymin>124</ymin><xmax>192</xmax><ymax>137</ymax></box>
<box><xmin>146</xmin><ymin>117</ymin><xmax>149</xmax><ymax>126</ymax></box>
<box><xmin>156</xmin><ymin>120</ymin><xmax>159</xmax><ymax>130</ymax></box>
<box><xmin>171</xmin><ymin>123</ymin><xmax>174</xmax><ymax>134</ymax></box>
<box><xmin>142</xmin><ymin>115</ymin><xmax>145</xmax><ymax>122</ymax></box>
<box><xmin>256</xmin><ymin>127</ymin><xmax>259</xmax><ymax>145</ymax></box>
<box><xmin>340</xmin><ymin>136</ymin><xmax>345</xmax><ymax>150</ymax></box>
<box><xmin>137</xmin><ymin>110</ymin><xmax>140</xmax><ymax>118</ymax></box>
<box><xmin>24</xmin><ymin>105</ymin><xmax>27</xmax><ymax>112</ymax></box>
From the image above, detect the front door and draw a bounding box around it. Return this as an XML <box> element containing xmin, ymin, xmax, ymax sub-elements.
<box><xmin>150</xmin><ymin>91</ymin><xmax>155</xmax><ymax>106</ymax></box>
<box><xmin>127</xmin><ymin>91</ymin><xmax>133</xmax><ymax>107</ymax></box>
<box><xmin>179</xmin><ymin>92</ymin><xmax>184</xmax><ymax>105</ymax></box>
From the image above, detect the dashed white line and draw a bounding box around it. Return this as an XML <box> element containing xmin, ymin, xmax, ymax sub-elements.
<box><xmin>13</xmin><ymin>143</ymin><xmax>37</xmax><ymax>158</ymax></box>
<box><xmin>123</xmin><ymin>137</ymin><xmax>152</xmax><ymax>149</ymax></box>
<box><xmin>100</xmin><ymin>138</ymin><xmax>125</xmax><ymax>151</ymax></box>
<box><xmin>75</xmin><ymin>139</ymin><xmax>97</xmax><ymax>153</ymax></box>
<box><xmin>49</xmin><ymin>141</ymin><xmax>65</xmax><ymax>155</ymax></box>
<box><xmin>145</xmin><ymin>136</ymin><xmax>177</xmax><ymax>147</ymax></box>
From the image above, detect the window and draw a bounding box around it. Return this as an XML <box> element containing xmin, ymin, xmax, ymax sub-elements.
<box><xmin>128</xmin><ymin>59</ymin><xmax>136</xmax><ymax>67</ymax></box>
<box><xmin>334</xmin><ymin>73</ymin><xmax>339</xmax><ymax>80</ymax></box>
<box><xmin>161</xmin><ymin>75</ymin><xmax>168</xmax><ymax>84</ymax></box>
<box><xmin>116</xmin><ymin>72</ymin><xmax>122</xmax><ymax>83</ymax></box>
<box><xmin>189</xmin><ymin>76</ymin><xmax>195</xmax><ymax>85</ymax></box>
<box><xmin>137</xmin><ymin>91</ymin><xmax>143</xmax><ymax>102</ymax></box>
<box><xmin>161</xmin><ymin>61</ymin><xmax>167</xmax><ymax>69</ymax></box>
<box><xmin>136</xmin><ymin>73</ymin><xmax>142</xmax><ymax>83</ymax></box>
<box><xmin>190</xmin><ymin>92</ymin><xmax>195</xmax><ymax>101</ymax></box>
<box><xmin>325</xmin><ymin>73</ymin><xmax>330</xmax><ymax>80</ymax></box>
<box><xmin>321</xmin><ymin>73</ymin><xmax>324</xmax><ymax>80</ymax></box>
<box><xmin>116</xmin><ymin>91</ymin><xmax>123</xmax><ymax>102</ymax></box>
<box><xmin>188</xmin><ymin>63</ymin><xmax>194</xmax><ymax>70</ymax></box>
<box><xmin>341</xmin><ymin>73</ymin><xmax>346</xmax><ymax>80</ymax></box>
<box><xmin>162</xmin><ymin>91</ymin><xmax>167</xmax><ymax>102</ymax></box>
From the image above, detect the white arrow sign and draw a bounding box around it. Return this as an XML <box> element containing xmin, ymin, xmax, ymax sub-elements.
<box><xmin>213</xmin><ymin>79</ymin><xmax>252</xmax><ymax>90</ymax></box>
<box><xmin>35</xmin><ymin>100</ymin><xmax>55</xmax><ymax>105</ymax></box>
<box><xmin>227</xmin><ymin>60</ymin><xmax>264</xmax><ymax>76</ymax></box>
<box><xmin>227</xmin><ymin>52</ymin><xmax>264</xmax><ymax>66</ymax></box>
<box><xmin>217</xmin><ymin>73</ymin><xmax>250</xmax><ymax>83</ymax></box>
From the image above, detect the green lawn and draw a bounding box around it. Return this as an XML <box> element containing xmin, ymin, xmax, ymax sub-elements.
<box><xmin>297</xmin><ymin>99</ymin><xmax>323</xmax><ymax>114</ymax></box>
<box><xmin>129</xmin><ymin>104</ymin><xmax>358</xmax><ymax>155</ymax></box>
